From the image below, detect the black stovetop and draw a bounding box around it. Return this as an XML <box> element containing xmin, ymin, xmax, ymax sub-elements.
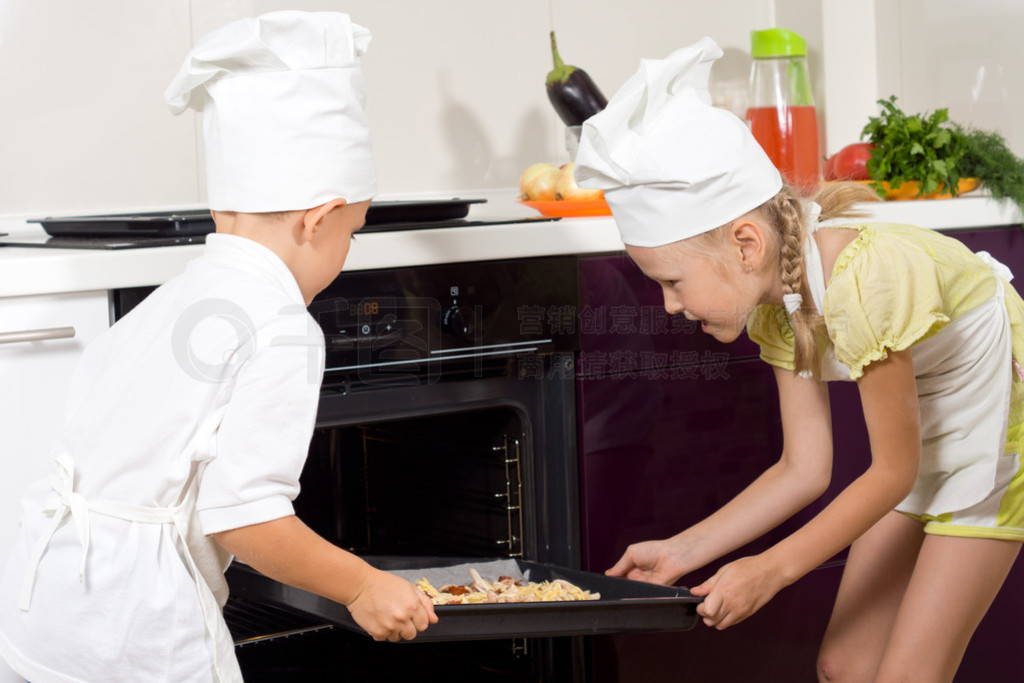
<box><xmin>0</xmin><ymin>233</ymin><xmax>209</xmax><ymax>250</ymax></box>
<box><xmin>0</xmin><ymin>199</ymin><xmax>558</xmax><ymax>250</ymax></box>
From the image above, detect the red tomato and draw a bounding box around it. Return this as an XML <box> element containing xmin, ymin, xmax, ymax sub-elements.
<box><xmin>823</xmin><ymin>143</ymin><xmax>875</xmax><ymax>181</ymax></box>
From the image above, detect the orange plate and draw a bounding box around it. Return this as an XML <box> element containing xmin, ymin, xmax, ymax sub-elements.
<box><xmin>519</xmin><ymin>199</ymin><xmax>612</xmax><ymax>218</ymax></box>
<box><xmin>825</xmin><ymin>178</ymin><xmax>978</xmax><ymax>200</ymax></box>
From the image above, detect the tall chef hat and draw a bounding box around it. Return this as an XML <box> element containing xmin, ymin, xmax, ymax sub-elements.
<box><xmin>165</xmin><ymin>11</ymin><xmax>375</xmax><ymax>212</ymax></box>
<box><xmin>574</xmin><ymin>37</ymin><xmax>782</xmax><ymax>247</ymax></box>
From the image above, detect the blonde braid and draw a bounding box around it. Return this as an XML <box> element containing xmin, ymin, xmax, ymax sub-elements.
<box><xmin>759</xmin><ymin>187</ymin><xmax>825</xmax><ymax>378</ymax></box>
<box><xmin>769</xmin><ymin>182</ymin><xmax>879</xmax><ymax>378</ymax></box>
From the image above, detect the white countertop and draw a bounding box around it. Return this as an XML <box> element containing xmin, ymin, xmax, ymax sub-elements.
<box><xmin>1</xmin><ymin>189</ymin><xmax>1021</xmax><ymax>298</ymax></box>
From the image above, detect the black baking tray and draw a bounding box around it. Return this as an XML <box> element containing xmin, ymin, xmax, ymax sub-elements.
<box><xmin>364</xmin><ymin>198</ymin><xmax>486</xmax><ymax>226</ymax></box>
<box><xmin>33</xmin><ymin>210</ymin><xmax>214</xmax><ymax>237</ymax></box>
<box><xmin>225</xmin><ymin>556</ymin><xmax>700</xmax><ymax>642</ymax></box>
<box><xmin>30</xmin><ymin>199</ymin><xmax>488</xmax><ymax>238</ymax></box>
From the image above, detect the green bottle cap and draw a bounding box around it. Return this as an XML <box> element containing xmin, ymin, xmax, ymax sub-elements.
<box><xmin>750</xmin><ymin>28</ymin><xmax>807</xmax><ymax>58</ymax></box>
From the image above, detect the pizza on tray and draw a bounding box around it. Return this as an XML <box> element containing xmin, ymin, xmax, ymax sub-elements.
<box><xmin>416</xmin><ymin>567</ymin><xmax>600</xmax><ymax>605</ymax></box>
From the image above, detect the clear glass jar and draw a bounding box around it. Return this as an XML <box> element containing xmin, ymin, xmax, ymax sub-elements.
<box><xmin>745</xmin><ymin>28</ymin><xmax>821</xmax><ymax>193</ymax></box>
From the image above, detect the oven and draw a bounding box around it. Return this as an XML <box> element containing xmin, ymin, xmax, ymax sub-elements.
<box><xmin>114</xmin><ymin>253</ymin><xmax>697</xmax><ymax>682</ymax></box>
<box><xmin>224</xmin><ymin>254</ymin><xmax>585</xmax><ymax>681</ymax></box>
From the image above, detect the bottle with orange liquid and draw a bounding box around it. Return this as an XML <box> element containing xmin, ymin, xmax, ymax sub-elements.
<box><xmin>745</xmin><ymin>28</ymin><xmax>821</xmax><ymax>193</ymax></box>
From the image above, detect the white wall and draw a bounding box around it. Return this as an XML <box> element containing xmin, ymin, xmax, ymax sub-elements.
<box><xmin>0</xmin><ymin>0</ymin><xmax>776</xmax><ymax>218</ymax></box>
<box><xmin>0</xmin><ymin>0</ymin><xmax>1019</xmax><ymax>219</ymax></box>
<box><xmin>0</xmin><ymin>0</ymin><xmax>196</xmax><ymax>217</ymax></box>
<box><xmin>881</xmin><ymin>0</ymin><xmax>1023</xmax><ymax>156</ymax></box>
<box><xmin>823</xmin><ymin>0</ymin><xmax>1024</xmax><ymax>158</ymax></box>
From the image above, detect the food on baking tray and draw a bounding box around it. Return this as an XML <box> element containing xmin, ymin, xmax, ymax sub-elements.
<box><xmin>416</xmin><ymin>567</ymin><xmax>600</xmax><ymax>605</ymax></box>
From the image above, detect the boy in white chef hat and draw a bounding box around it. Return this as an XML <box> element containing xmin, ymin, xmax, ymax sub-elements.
<box><xmin>579</xmin><ymin>37</ymin><xmax>1024</xmax><ymax>681</ymax></box>
<box><xmin>0</xmin><ymin>11</ymin><xmax>435</xmax><ymax>683</ymax></box>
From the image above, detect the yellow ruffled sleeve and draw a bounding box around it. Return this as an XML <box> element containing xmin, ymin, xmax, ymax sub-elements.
<box><xmin>746</xmin><ymin>304</ymin><xmax>796</xmax><ymax>371</ymax></box>
<box><xmin>823</xmin><ymin>231</ymin><xmax>952</xmax><ymax>380</ymax></box>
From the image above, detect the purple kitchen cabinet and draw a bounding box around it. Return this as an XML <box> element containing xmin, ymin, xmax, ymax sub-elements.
<box><xmin>576</xmin><ymin>231</ymin><xmax>1024</xmax><ymax>682</ymax></box>
<box><xmin>950</xmin><ymin>225</ymin><xmax>1024</xmax><ymax>277</ymax></box>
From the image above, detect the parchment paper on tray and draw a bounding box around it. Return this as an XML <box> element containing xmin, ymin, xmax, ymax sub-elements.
<box><xmin>387</xmin><ymin>559</ymin><xmax>526</xmax><ymax>587</ymax></box>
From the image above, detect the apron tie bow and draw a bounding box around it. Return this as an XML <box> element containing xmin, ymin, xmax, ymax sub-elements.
<box><xmin>19</xmin><ymin>455</ymin><xmax>179</xmax><ymax>611</ymax></box>
<box><xmin>20</xmin><ymin>455</ymin><xmax>84</xmax><ymax>610</ymax></box>
<box><xmin>15</xmin><ymin>454</ymin><xmax>242</xmax><ymax>681</ymax></box>
<box><xmin>45</xmin><ymin>455</ymin><xmax>92</xmax><ymax>583</ymax></box>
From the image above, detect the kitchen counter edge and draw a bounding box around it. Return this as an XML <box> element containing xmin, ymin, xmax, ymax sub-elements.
<box><xmin>1</xmin><ymin>196</ymin><xmax>1020</xmax><ymax>299</ymax></box>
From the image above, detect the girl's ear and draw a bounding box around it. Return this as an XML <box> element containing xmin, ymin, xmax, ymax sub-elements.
<box><xmin>299</xmin><ymin>198</ymin><xmax>349</xmax><ymax>243</ymax></box>
<box><xmin>730</xmin><ymin>218</ymin><xmax>768</xmax><ymax>271</ymax></box>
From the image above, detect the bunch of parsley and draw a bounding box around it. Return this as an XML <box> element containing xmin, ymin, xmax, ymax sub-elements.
<box><xmin>861</xmin><ymin>95</ymin><xmax>1024</xmax><ymax>216</ymax></box>
<box><xmin>860</xmin><ymin>95</ymin><xmax>965</xmax><ymax>198</ymax></box>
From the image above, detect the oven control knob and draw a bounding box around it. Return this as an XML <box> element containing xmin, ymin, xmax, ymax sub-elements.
<box><xmin>442</xmin><ymin>305</ymin><xmax>475</xmax><ymax>337</ymax></box>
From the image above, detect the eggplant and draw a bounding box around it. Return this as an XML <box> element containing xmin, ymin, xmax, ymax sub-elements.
<box><xmin>545</xmin><ymin>31</ymin><xmax>607</xmax><ymax>127</ymax></box>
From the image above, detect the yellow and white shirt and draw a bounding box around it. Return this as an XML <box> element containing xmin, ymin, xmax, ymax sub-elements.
<box><xmin>748</xmin><ymin>222</ymin><xmax>1024</xmax><ymax>526</ymax></box>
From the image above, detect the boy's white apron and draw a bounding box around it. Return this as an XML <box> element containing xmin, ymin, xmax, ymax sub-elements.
<box><xmin>18</xmin><ymin>454</ymin><xmax>242</xmax><ymax>683</ymax></box>
<box><xmin>803</xmin><ymin>205</ymin><xmax>1015</xmax><ymax>516</ymax></box>
<box><xmin>1</xmin><ymin>234</ymin><xmax>318</xmax><ymax>683</ymax></box>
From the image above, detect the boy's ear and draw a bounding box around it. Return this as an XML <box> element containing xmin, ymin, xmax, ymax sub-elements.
<box><xmin>300</xmin><ymin>198</ymin><xmax>349</xmax><ymax>241</ymax></box>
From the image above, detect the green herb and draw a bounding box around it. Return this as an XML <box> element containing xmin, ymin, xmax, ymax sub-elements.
<box><xmin>860</xmin><ymin>95</ymin><xmax>1024</xmax><ymax>215</ymax></box>
<box><xmin>957</xmin><ymin>126</ymin><xmax>1024</xmax><ymax>216</ymax></box>
<box><xmin>860</xmin><ymin>95</ymin><xmax>966</xmax><ymax>198</ymax></box>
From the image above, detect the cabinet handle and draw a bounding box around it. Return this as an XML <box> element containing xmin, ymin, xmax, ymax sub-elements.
<box><xmin>0</xmin><ymin>326</ymin><xmax>76</xmax><ymax>344</ymax></box>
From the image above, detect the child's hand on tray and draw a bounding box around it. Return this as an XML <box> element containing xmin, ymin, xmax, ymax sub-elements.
<box><xmin>347</xmin><ymin>568</ymin><xmax>439</xmax><ymax>642</ymax></box>
<box><xmin>690</xmin><ymin>554</ymin><xmax>785</xmax><ymax>630</ymax></box>
<box><xmin>606</xmin><ymin>538</ymin><xmax>691</xmax><ymax>586</ymax></box>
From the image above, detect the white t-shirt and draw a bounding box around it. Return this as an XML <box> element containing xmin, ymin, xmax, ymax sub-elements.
<box><xmin>0</xmin><ymin>234</ymin><xmax>324</xmax><ymax>682</ymax></box>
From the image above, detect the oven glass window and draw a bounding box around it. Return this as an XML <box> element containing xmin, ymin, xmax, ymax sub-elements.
<box><xmin>297</xmin><ymin>407</ymin><xmax>527</xmax><ymax>560</ymax></box>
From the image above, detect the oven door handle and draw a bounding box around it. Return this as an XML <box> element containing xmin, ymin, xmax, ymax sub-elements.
<box><xmin>0</xmin><ymin>326</ymin><xmax>76</xmax><ymax>344</ymax></box>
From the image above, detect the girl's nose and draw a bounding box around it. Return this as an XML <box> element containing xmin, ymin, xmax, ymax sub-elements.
<box><xmin>661</xmin><ymin>287</ymin><xmax>684</xmax><ymax>316</ymax></box>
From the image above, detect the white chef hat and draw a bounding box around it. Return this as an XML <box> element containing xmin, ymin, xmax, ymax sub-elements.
<box><xmin>165</xmin><ymin>11</ymin><xmax>375</xmax><ymax>212</ymax></box>
<box><xmin>574</xmin><ymin>37</ymin><xmax>782</xmax><ymax>247</ymax></box>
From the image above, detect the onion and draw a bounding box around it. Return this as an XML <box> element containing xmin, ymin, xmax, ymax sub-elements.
<box><xmin>554</xmin><ymin>162</ymin><xmax>603</xmax><ymax>201</ymax></box>
<box><xmin>518</xmin><ymin>162</ymin><xmax>560</xmax><ymax>201</ymax></box>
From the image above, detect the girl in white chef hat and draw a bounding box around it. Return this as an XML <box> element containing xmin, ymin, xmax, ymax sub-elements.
<box><xmin>576</xmin><ymin>37</ymin><xmax>1024</xmax><ymax>682</ymax></box>
<box><xmin>0</xmin><ymin>12</ymin><xmax>435</xmax><ymax>683</ymax></box>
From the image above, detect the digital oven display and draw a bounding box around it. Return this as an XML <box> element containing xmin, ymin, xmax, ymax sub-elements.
<box><xmin>312</xmin><ymin>294</ymin><xmax>442</xmax><ymax>379</ymax></box>
<box><xmin>314</xmin><ymin>294</ymin><xmax>400</xmax><ymax>337</ymax></box>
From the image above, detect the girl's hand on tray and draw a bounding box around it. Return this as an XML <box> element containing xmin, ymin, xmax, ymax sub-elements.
<box><xmin>689</xmin><ymin>554</ymin><xmax>784</xmax><ymax>630</ymax></box>
<box><xmin>347</xmin><ymin>568</ymin><xmax>439</xmax><ymax>642</ymax></box>
<box><xmin>606</xmin><ymin>539</ymin><xmax>690</xmax><ymax>586</ymax></box>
